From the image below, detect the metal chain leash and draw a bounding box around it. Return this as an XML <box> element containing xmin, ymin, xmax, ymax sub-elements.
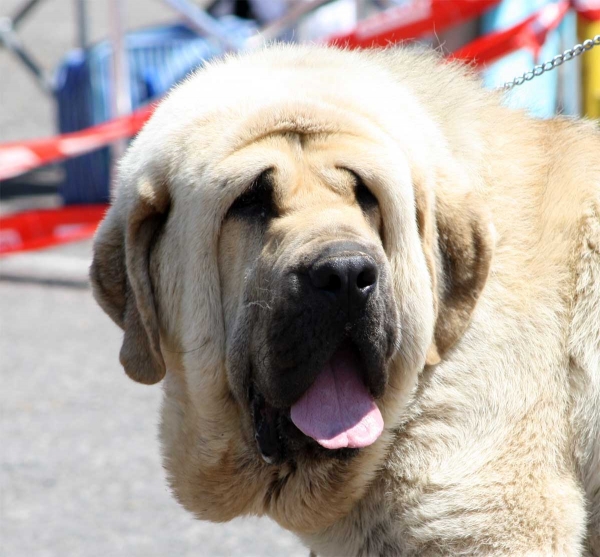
<box><xmin>503</xmin><ymin>34</ymin><xmax>600</xmax><ymax>91</ymax></box>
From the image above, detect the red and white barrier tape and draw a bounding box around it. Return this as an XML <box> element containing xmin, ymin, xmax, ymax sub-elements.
<box><xmin>452</xmin><ymin>0</ymin><xmax>569</xmax><ymax>65</ymax></box>
<box><xmin>0</xmin><ymin>105</ymin><xmax>154</xmax><ymax>182</ymax></box>
<box><xmin>326</xmin><ymin>0</ymin><xmax>500</xmax><ymax>49</ymax></box>
<box><xmin>0</xmin><ymin>205</ymin><xmax>108</xmax><ymax>255</ymax></box>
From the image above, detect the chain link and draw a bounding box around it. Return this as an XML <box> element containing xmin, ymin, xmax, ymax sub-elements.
<box><xmin>502</xmin><ymin>35</ymin><xmax>600</xmax><ymax>91</ymax></box>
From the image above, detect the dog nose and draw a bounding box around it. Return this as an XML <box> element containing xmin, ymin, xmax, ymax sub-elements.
<box><xmin>309</xmin><ymin>252</ymin><xmax>378</xmax><ymax>309</ymax></box>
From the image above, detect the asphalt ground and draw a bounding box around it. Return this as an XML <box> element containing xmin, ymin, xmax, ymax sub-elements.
<box><xmin>0</xmin><ymin>238</ymin><xmax>308</xmax><ymax>557</ymax></box>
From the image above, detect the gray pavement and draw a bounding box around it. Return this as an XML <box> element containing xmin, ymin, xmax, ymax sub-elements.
<box><xmin>0</xmin><ymin>239</ymin><xmax>308</xmax><ymax>557</ymax></box>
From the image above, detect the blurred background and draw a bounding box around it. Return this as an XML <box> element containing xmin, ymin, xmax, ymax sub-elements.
<box><xmin>1</xmin><ymin>1</ymin><xmax>599</xmax><ymax>556</ymax></box>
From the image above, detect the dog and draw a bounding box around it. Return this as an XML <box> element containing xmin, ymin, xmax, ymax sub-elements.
<box><xmin>90</xmin><ymin>44</ymin><xmax>600</xmax><ymax>556</ymax></box>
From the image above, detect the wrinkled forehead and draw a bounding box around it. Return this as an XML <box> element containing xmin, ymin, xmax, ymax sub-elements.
<box><xmin>234</xmin><ymin>131</ymin><xmax>368</xmax><ymax>197</ymax></box>
<box><xmin>204</xmin><ymin>102</ymin><xmax>414</xmax><ymax>190</ymax></box>
<box><xmin>211</xmin><ymin>132</ymin><xmax>410</xmax><ymax>225</ymax></box>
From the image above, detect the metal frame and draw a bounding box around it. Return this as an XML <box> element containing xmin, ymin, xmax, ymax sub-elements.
<box><xmin>0</xmin><ymin>0</ymin><xmax>53</xmax><ymax>92</ymax></box>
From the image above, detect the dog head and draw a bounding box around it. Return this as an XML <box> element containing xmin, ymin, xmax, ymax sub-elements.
<box><xmin>90</xmin><ymin>45</ymin><xmax>494</xmax><ymax>532</ymax></box>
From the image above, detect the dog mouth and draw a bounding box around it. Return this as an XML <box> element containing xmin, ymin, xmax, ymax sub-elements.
<box><xmin>250</xmin><ymin>341</ymin><xmax>384</xmax><ymax>464</ymax></box>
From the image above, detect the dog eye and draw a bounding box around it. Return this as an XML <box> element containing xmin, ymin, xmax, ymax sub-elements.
<box><xmin>227</xmin><ymin>170</ymin><xmax>276</xmax><ymax>221</ymax></box>
<box><xmin>353</xmin><ymin>174</ymin><xmax>378</xmax><ymax>211</ymax></box>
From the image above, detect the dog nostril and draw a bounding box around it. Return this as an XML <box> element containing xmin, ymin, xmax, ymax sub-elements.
<box><xmin>309</xmin><ymin>252</ymin><xmax>379</xmax><ymax>306</ymax></box>
<box><xmin>309</xmin><ymin>263</ymin><xmax>346</xmax><ymax>292</ymax></box>
<box><xmin>356</xmin><ymin>267</ymin><xmax>377</xmax><ymax>290</ymax></box>
<box><xmin>324</xmin><ymin>273</ymin><xmax>342</xmax><ymax>292</ymax></box>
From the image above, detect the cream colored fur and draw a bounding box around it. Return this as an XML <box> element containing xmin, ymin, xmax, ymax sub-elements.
<box><xmin>90</xmin><ymin>44</ymin><xmax>600</xmax><ymax>556</ymax></box>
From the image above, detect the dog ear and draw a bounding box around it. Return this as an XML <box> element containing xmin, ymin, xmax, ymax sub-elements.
<box><xmin>90</xmin><ymin>178</ymin><xmax>169</xmax><ymax>384</ymax></box>
<box><xmin>418</xmin><ymin>188</ymin><xmax>494</xmax><ymax>365</ymax></box>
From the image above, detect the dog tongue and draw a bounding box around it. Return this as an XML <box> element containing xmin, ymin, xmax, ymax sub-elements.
<box><xmin>290</xmin><ymin>346</ymin><xmax>383</xmax><ymax>450</ymax></box>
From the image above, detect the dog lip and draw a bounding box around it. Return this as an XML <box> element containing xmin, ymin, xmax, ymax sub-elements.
<box><xmin>248</xmin><ymin>339</ymin><xmax>387</xmax><ymax>462</ymax></box>
<box><xmin>249</xmin><ymin>384</ymin><xmax>363</xmax><ymax>464</ymax></box>
<box><xmin>250</xmin><ymin>387</ymin><xmax>283</xmax><ymax>464</ymax></box>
